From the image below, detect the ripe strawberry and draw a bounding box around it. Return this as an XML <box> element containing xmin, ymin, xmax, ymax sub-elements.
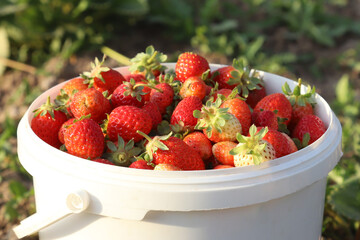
<box><xmin>129</xmin><ymin>45</ymin><xmax>167</xmax><ymax>81</ymax></box>
<box><xmin>170</xmin><ymin>96</ymin><xmax>203</xmax><ymax>131</ymax></box>
<box><xmin>220</xmin><ymin>96</ymin><xmax>252</xmax><ymax>136</ymax></box>
<box><xmin>92</xmin><ymin>158</ymin><xmax>115</xmax><ymax>165</ymax></box>
<box><xmin>124</xmin><ymin>73</ymin><xmax>146</xmax><ymax>83</ymax></box>
<box><xmin>149</xmin><ymin>136</ymin><xmax>205</xmax><ymax>170</ymax></box>
<box><xmin>212</xmin><ymin>59</ymin><xmax>265</xmax><ymax>107</ymax></box>
<box><xmin>142</xmin><ymin>101</ymin><xmax>162</xmax><ymax>130</ymax></box>
<box><xmin>149</xmin><ymin>83</ymin><xmax>174</xmax><ymax>114</ymax></box>
<box><xmin>56</xmin><ymin>77</ymin><xmax>89</xmax><ymax>116</ymax></box>
<box><xmin>183</xmin><ymin>131</ymin><xmax>213</xmax><ymax>160</ymax></box>
<box><xmin>31</xmin><ymin>97</ymin><xmax>68</xmax><ymax>148</ymax></box>
<box><xmin>194</xmin><ymin>98</ymin><xmax>242</xmax><ymax>142</ymax></box>
<box><xmin>212</xmin><ymin>141</ymin><xmax>237</xmax><ymax>166</ymax></box>
<box><xmin>64</xmin><ymin>118</ymin><xmax>105</xmax><ymax>159</ymax></box>
<box><xmin>245</xmin><ymin>86</ymin><xmax>266</xmax><ymax>109</ymax></box>
<box><xmin>292</xmin><ymin>114</ymin><xmax>326</xmax><ymax>145</ymax></box>
<box><xmin>253</xmin><ymin>93</ymin><xmax>292</xmax><ymax>126</ymax></box>
<box><xmin>104</xmin><ymin>136</ymin><xmax>142</xmax><ymax>167</ymax></box>
<box><xmin>230</xmin><ymin>125</ymin><xmax>276</xmax><ymax>167</ymax></box>
<box><xmin>58</xmin><ymin>118</ymin><xmax>75</xmax><ymax>144</ymax></box>
<box><xmin>175</xmin><ymin>52</ymin><xmax>210</xmax><ymax>83</ymax></box>
<box><xmin>211</xmin><ymin>88</ymin><xmax>240</xmax><ymax>102</ymax></box>
<box><xmin>93</xmin><ymin>68</ymin><xmax>125</xmax><ymax>94</ymax></box>
<box><xmin>81</xmin><ymin>56</ymin><xmax>125</xmax><ymax>94</ymax></box>
<box><xmin>260</xmin><ymin>127</ymin><xmax>295</xmax><ymax>158</ymax></box>
<box><xmin>107</xmin><ymin>105</ymin><xmax>152</xmax><ymax>142</ymax></box>
<box><xmin>179</xmin><ymin>75</ymin><xmax>207</xmax><ymax>100</ymax></box>
<box><xmin>213</xmin><ymin>164</ymin><xmax>234</xmax><ymax>169</ymax></box>
<box><xmin>282</xmin><ymin>79</ymin><xmax>316</xmax><ymax>130</ymax></box>
<box><xmin>154</xmin><ymin>163</ymin><xmax>182</xmax><ymax>171</ymax></box>
<box><xmin>129</xmin><ymin>159</ymin><xmax>154</xmax><ymax>170</ymax></box>
<box><xmin>60</xmin><ymin>77</ymin><xmax>88</xmax><ymax>97</ymax></box>
<box><xmin>111</xmin><ymin>79</ymin><xmax>150</xmax><ymax>108</ymax></box>
<box><xmin>70</xmin><ymin>88</ymin><xmax>111</xmax><ymax>123</ymax></box>
<box><xmin>281</xmin><ymin>133</ymin><xmax>298</xmax><ymax>153</ymax></box>
<box><xmin>252</xmin><ymin>110</ymin><xmax>278</xmax><ymax>130</ymax></box>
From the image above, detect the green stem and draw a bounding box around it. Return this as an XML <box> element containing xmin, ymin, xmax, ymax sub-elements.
<box><xmin>101</xmin><ymin>46</ymin><xmax>131</xmax><ymax>66</ymax></box>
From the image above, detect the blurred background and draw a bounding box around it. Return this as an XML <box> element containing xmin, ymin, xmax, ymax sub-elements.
<box><xmin>0</xmin><ymin>0</ymin><xmax>359</xmax><ymax>239</ymax></box>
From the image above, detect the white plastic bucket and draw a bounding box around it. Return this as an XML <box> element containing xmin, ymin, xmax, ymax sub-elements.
<box><xmin>14</xmin><ymin>64</ymin><xmax>343</xmax><ymax>240</ymax></box>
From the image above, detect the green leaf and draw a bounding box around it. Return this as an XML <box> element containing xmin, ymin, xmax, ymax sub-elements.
<box><xmin>328</xmin><ymin>176</ymin><xmax>360</xmax><ymax>220</ymax></box>
<box><xmin>9</xmin><ymin>180</ymin><xmax>27</xmax><ymax>200</ymax></box>
<box><xmin>335</xmin><ymin>74</ymin><xmax>353</xmax><ymax>104</ymax></box>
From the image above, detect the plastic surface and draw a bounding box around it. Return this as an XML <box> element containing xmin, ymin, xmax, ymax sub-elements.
<box><xmin>14</xmin><ymin>64</ymin><xmax>343</xmax><ymax>240</ymax></box>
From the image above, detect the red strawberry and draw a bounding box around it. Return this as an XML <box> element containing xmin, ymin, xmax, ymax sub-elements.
<box><xmin>142</xmin><ymin>101</ymin><xmax>162</xmax><ymax>130</ymax></box>
<box><xmin>144</xmin><ymin>135</ymin><xmax>205</xmax><ymax>170</ymax></box>
<box><xmin>149</xmin><ymin>83</ymin><xmax>174</xmax><ymax>114</ymax></box>
<box><xmin>179</xmin><ymin>76</ymin><xmax>207</xmax><ymax>100</ymax></box>
<box><xmin>183</xmin><ymin>131</ymin><xmax>213</xmax><ymax>160</ymax></box>
<box><xmin>212</xmin><ymin>141</ymin><xmax>237</xmax><ymax>166</ymax></box>
<box><xmin>292</xmin><ymin>115</ymin><xmax>326</xmax><ymax>145</ymax></box>
<box><xmin>107</xmin><ymin>105</ymin><xmax>152</xmax><ymax>142</ymax></box>
<box><xmin>111</xmin><ymin>79</ymin><xmax>150</xmax><ymax>108</ymax></box>
<box><xmin>213</xmin><ymin>164</ymin><xmax>234</xmax><ymax>169</ymax></box>
<box><xmin>175</xmin><ymin>52</ymin><xmax>210</xmax><ymax>83</ymax></box>
<box><xmin>58</xmin><ymin>118</ymin><xmax>75</xmax><ymax>144</ymax></box>
<box><xmin>31</xmin><ymin>97</ymin><xmax>68</xmax><ymax>148</ymax></box>
<box><xmin>92</xmin><ymin>158</ymin><xmax>115</xmax><ymax>165</ymax></box>
<box><xmin>70</xmin><ymin>88</ymin><xmax>111</xmax><ymax>123</ymax></box>
<box><xmin>211</xmin><ymin>88</ymin><xmax>240</xmax><ymax>102</ymax></box>
<box><xmin>252</xmin><ymin>110</ymin><xmax>278</xmax><ymax>130</ymax></box>
<box><xmin>281</xmin><ymin>133</ymin><xmax>298</xmax><ymax>153</ymax></box>
<box><xmin>81</xmin><ymin>56</ymin><xmax>125</xmax><ymax>94</ymax></box>
<box><xmin>124</xmin><ymin>73</ymin><xmax>146</xmax><ymax>83</ymax></box>
<box><xmin>245</xmin><ymin>86</ymin><xmax>266</xmax><ymax>109</ymax></box>
<box><xmin>282</xmin><ymin>79</ymin><xmax>316</xmax><ymax>130</ymax></box>
<box><xmin>194</xmin><ymin>98</ymin><xmax>242</xmax><ymax>142</ymax></box>
<box><xmin>212</xmin><ymin>59</ymin><xmax>265</xmax><ymax>107</ymax></box>
<box><xmin>170</xmin><ymin>96</ymin><xmax>203</xmax><ymax>131</ymax></box>
<box><xmin>129</xmin><ymin>159</ymin><xmax>154</xmax><ymax>170</ymax></box>
<box><xmin>220</xmin><ymin>97</ymin><xmax>252</xmax><ymax>136</ymax></box>
<box><xmin>254</xmin><ymin>93</ymin><xmax>292</xmax><ymax>126</ymax></box>
<box><xmin>154</xmin><ymin>164</ymin><xmax>182</xmax><ymax>171</ymax></box>
<box><xmin>93</xmin><ymin>68</ymin><xmax>125</xmax><ymax>94</ymax></box>
<box><xmin>64</xmin><ymin>118</ymin><xmax>104</xmax><ymax>159</ymax></box>
<box><xmin>60</xmin><ymin>77</ymin><xmax>88</xmax><ymax>97</ymax></box>
<box><xmin>260</xmin><ymin>127</ymin><xmax>295</xmax><ymax>158</ymax></box>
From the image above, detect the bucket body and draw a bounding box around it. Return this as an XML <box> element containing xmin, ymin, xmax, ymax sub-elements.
<box><xmin>16</xmin><ymin>64</ymin><xmax>343</xmax><ymax>240</ymax></box>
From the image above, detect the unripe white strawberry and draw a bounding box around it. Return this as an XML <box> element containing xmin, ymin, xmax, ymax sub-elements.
<box><xmin>233</xmin><ymin>139</ymin><xmax>276</xmax><ymax>167</ymax></box>
<box><xmin>230</xmin><ymin>125</ymin><xmax>276</xmax><ymax>167</ymax></box>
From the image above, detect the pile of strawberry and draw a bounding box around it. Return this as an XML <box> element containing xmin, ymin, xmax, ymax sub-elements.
<box><xmin>31</xmin><ymin>46</ymin><xmax>327</xmax><ymax>171</ymax></box>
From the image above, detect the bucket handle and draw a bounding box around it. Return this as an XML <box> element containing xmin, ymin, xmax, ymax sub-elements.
<box><xmin>12</xmin><ymin>189</ymin><xmax>90</xmax><ymax>239</ymax></box>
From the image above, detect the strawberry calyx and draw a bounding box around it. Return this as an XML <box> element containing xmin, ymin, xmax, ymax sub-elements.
<box><xmin>81</xmin><ymin>55</ymin><xmax>110</xmax><ymax>87</ymax></box>
<box><xmin>123</xmin><ymin>78</ymin><xmax>150</xmax><ymax>102</ymax></box>
<box><xmin>230</xmin><ymin>125</ymin><xmax>269</xmax><ymax>165</ymax></box>
<box><xmin>193</xmin><ymin>98</ymin><xmax>232</xmax><ymax>138</ymax></box>
<box><xmin>156</xmin><ymin>120</ymin><xmax>190</xmax><ymax>139</ymax></box>
<box><xmin>282</xmin><ymin>78</ymin><xmax>316</xmax><ymax>107</ymax></box>
<box><xmin>129</xmin><ymin>45</ymin><xmax>167</xmax><ymax>81</ymax></box>
<box><xmin>136</xmin><ymin>130</ymin><xmax>171</xmax><ymax>163</ymax></box>
<box><xmin>33</xmin><ymin>96</ymin><xmax>57</xmax><ymax>119</ymax></box>
<box><xmin>104</xmin><ymin>135</ymin><xmax>142</xmax><ymax>167</ymax></box>
<box><xmin>226</xmin><ymin>59</ymin><xmax>263</xmax><ymax>98</ymax></box>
